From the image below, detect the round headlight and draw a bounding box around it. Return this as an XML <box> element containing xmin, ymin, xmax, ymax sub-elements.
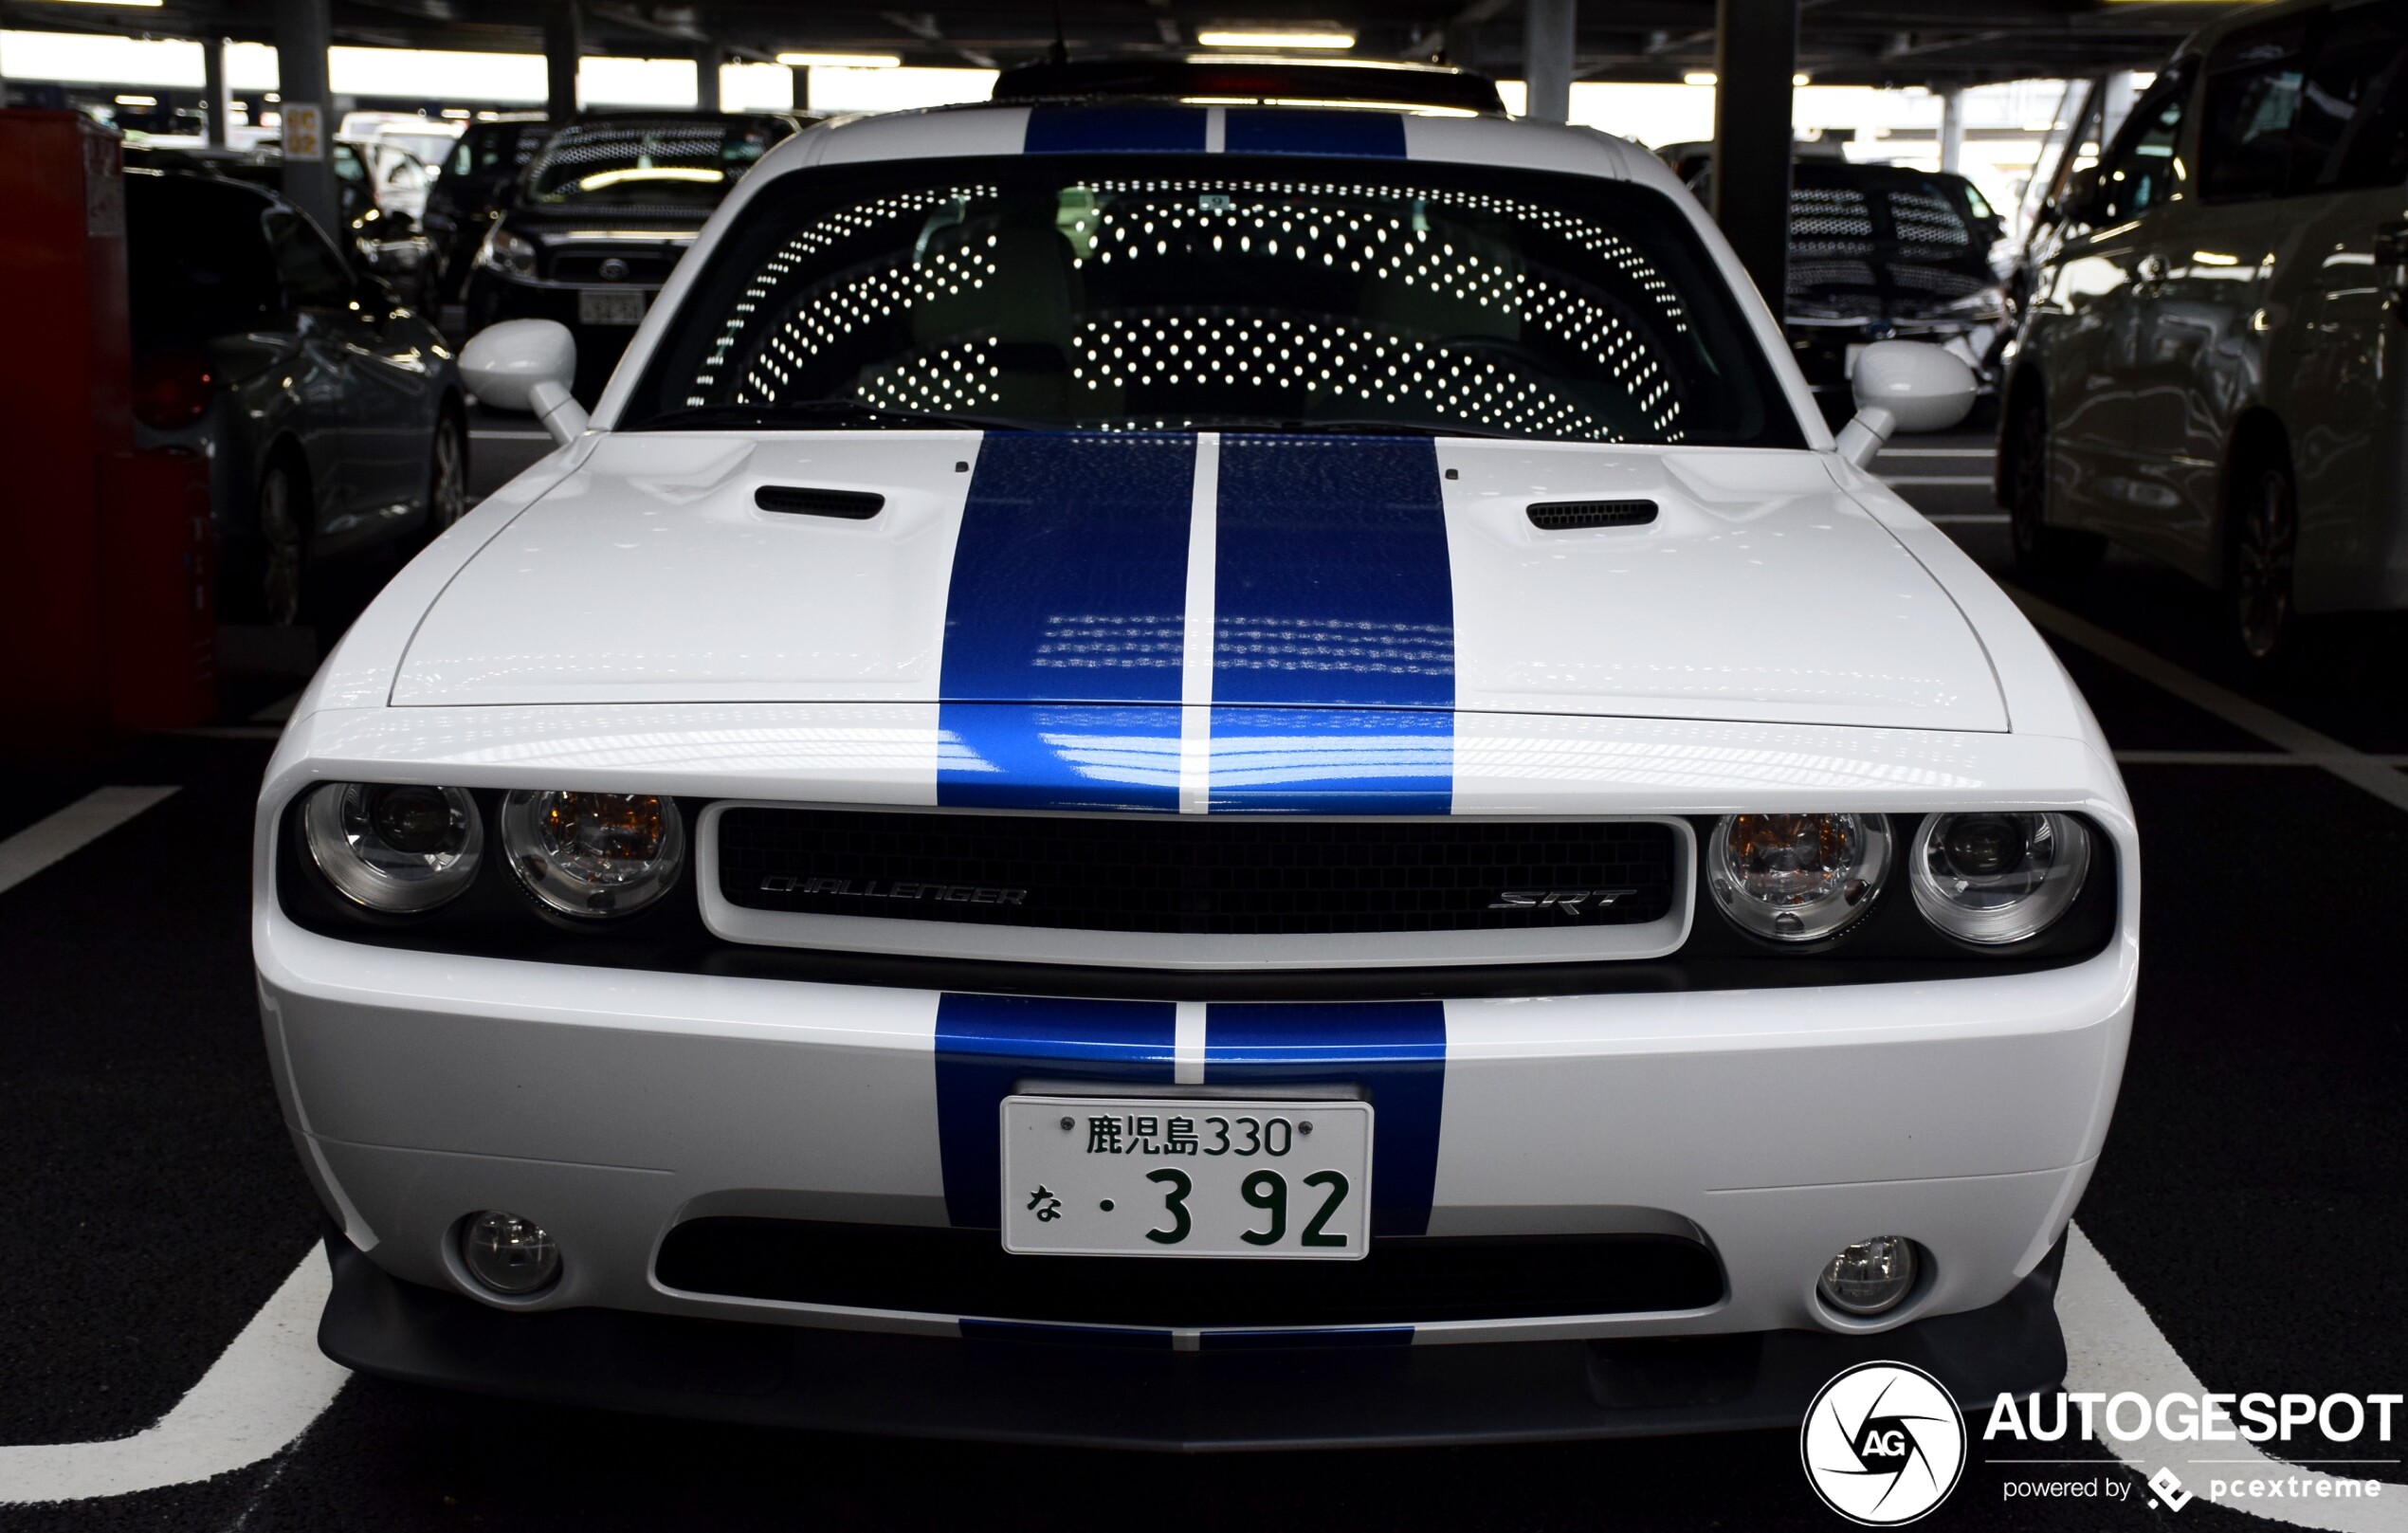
<box><xmin>502</xmin><ymin>790</ymin><xmax>685</xmax><ymax>919</ymax></box>
<box><xmin>301</xmin><ymin>782</ymin><xmax>483</xmax><ymax>913</ymax></box>
<box><xmin>1909</xmin><ymin>812</ymin><xmax>2090</xmax><ymax>944</ymax></box>
<box><xmin>1707</xmin><ymin>812</ymin><xmax>1891</xmax><ymax>943</ymax></box>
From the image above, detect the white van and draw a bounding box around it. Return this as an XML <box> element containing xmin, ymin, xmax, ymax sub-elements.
<box><xmin>2004</xmin><ymin>0</ymin><xmax>2408</xmax><ymax>658</ymax></box>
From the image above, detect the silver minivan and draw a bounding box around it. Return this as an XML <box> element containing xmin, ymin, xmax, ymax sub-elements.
<box><xmin>2003</xmin><ymin>0</ymin><xmax>2408</xmax><ymax>657</ymax></box>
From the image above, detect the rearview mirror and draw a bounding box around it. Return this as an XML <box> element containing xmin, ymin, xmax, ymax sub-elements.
<box><xmin>460</xmin><ymin>319</ymin><xmax>587</xmax><ymax>447</ymax></box>
<box><xmin>1834</xmin><ymin>340</ymin><xmax>1977</xmax><ymax>468</ymax></box>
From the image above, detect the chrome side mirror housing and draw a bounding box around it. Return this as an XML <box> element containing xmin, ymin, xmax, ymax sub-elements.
<box><xmin>1835</xmin><ymin>340</ymin><xmax>1978</xmax><ymax>468</ymax></box>
<box><xmin>460</xmin><ymin>319</ymin><xmax>587</xmax><ymax>447</ymax></box>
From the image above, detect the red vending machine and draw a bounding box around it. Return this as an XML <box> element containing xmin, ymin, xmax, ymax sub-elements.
<box><xmin>0</xmin><ymin>110</ymin><xmax>215</xmax><ymax>741</ymax></box>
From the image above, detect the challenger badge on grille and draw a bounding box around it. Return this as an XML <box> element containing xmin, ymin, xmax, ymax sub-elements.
<box><xmin>762</xmin><ymin>875</ymin><xmax>1030</xmax><ymax>907</ymax></box>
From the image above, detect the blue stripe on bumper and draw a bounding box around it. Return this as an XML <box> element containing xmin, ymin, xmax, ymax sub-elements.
<box><xmin>935</xmin><ymin>994</ymin><xmax>1177</xmax><ymax>1229</ymax></box>
<box><xmin>1204</xmin><ymin>1001</ymin><xmax>1448</xmax><ymax>1237</ymax></box>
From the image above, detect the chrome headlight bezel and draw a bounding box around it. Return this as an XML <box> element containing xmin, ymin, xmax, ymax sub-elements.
<box><xmin>301</xmin><ymin>780</ymin><xmax>484</xmax><ymax>914</ymax></box>
<box><xmin>1907</xmin><ymin>811</ymin><xmax>2092</xmax><ymax>946</ymax></box>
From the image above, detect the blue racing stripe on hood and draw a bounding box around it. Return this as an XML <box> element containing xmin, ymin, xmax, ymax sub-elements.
<box><xmin>1026</xmin><ymin>105</ymin><xmax>1210</xmax><ymax>154</ymax></box>
<box><xmin>1224</xmin><ymin>109</ymin><xmax>1408</xmax><ymax>158</ymax></box>
<box><xmin>1204</xmin><ymin>705</ymin><xmax>1450</xmax><ymax>813</ymax></box>
<box><xmin>939</xmin><ymin>433</ymin><xmax>1196</xmax><ymax>812</ymax></box>
<box><xmin>1204</xmin><ymin>1001</ymin><xmax>1446</xmax><ymax>1237</ymax></box>
<box><xmin>935</xmin><ymin>994</ymin><xmax>1177</xmax><ymax>1229</ymax></box>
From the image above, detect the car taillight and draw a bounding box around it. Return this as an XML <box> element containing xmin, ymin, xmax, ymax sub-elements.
<box><xmin>132</xmin><ymin>350</ymin><xmax>214</xmax><ymax>430</ymax></box>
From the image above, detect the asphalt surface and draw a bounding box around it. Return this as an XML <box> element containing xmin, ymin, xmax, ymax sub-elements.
<box><xmin>3</xmin><ymin>424</ymin><xmax>2404</xmax><ymax>1531</ymax></box>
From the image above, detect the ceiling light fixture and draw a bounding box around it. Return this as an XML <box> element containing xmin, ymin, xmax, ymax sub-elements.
<box><xmin>1683</xmin><ymin>71</ymin><xmax>1717</xmax><ymax>86</ymax></box>
<box><xmin>1196</xmin><ymin>29</ymin><xmax>1357</xmax><ymax>49</ymax></box>
<box><xmin>775</xmin><ymin>51</ymin><xmax>903</xmax><ymax>68</ymax></box>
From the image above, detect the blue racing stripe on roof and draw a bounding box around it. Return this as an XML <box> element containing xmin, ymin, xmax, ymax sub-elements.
<box><xmin>1026</xmin><ymin>105</ymin><xmax>1210</xmax><ymax>154</ymax></box>
<box><xmin>935</xmin><ymin>994</ymin><xmax>1177</xmax><ymax>1229</ymax></box>
<box><xmin>1223</xmin><ymin>108</ymin><xmax>1408</xmax><ymax>158</ymax></box>
<box><xmin>1205</xmin><ymin>705</ymin><xmax>1451</xmax><ymax>814</ymax></box>
<box><xmin>939</xmin><ymin>433</ymin><xmax>1196</xmax><ymax>812</ymax></box>
<box><xmin>1204</xmin><ymin>1001</ymin><xmax>1446</xmax><ymax>1237</ymax></box>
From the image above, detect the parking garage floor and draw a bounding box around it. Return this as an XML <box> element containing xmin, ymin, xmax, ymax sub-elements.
<box><xmin>3</xmin><ymin>427</ymin><xmax>2403</xmax><ymax>1531</ymax></box>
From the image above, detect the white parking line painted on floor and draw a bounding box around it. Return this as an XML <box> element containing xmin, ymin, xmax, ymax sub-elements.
<box><xmin>0</xmin><ymin>1249</ymin><xmax>348</xmax><ymax>1505</ymax></box>
<box><xmin>469</xmin><ymin>429</ymin><xmax>554</xmax><ymax>442</ymax></box>
<box><xmin>1925</xmin><ymin>513</ymin><xmax>2009</xmax><ymax>525</ymax></box>
<box><xmin>249</xmin><ymin>691</ymin><xmax>303</xmax><ymax>724</ymax></box>
<box><xmin>2057</xmin><ymin>1225</ymin><xmax>2407</xmax><ymax>1530</ymax></box>
<box><xmin>1878</xmin><ymin>447</ymin><xmax>1995</xmax><ymax>458</ymax></box>
<box><xmin>0</xmin><ymin>787</ymin><xmax>179</xmax><ymax>898</ymax></box>
<box><xmin>1881</xmin><ymin>475</ymin><xmax>1993</xmax><ymax>486</ymax></box>
<box><xmin>2008</xmin><ymin>586</ymin><xmax>2408</xmax><ymax>814</ymax></box>
<box><xmin>2116</xmin><ymin>749</ymin><xmax>2408</xmax><ymax>766</ymax></box>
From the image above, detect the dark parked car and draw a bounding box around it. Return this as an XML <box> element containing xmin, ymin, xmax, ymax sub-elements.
<box><xmin>1782</xmin><ymin>162</ymin><xmax>2012</xmax><ymax>418</ymax></box>
<box><xmin>123</xmin><ymin>142</ymin><xmax>439</xmax><ymax>313</ymax></box>
<box><xmin>465</xmin><ymin>111</ymin><xmax>808</xmax><ymax>401</ymax></box>
<box><xmin>125</xmin><ymin>171</ymin><xmax>466</xmax><ymax>625</ymax></box>
<box><xmin>424</xmin><ymin>114</ymin><xmax>551</xmax><ymax>304</ymax></box>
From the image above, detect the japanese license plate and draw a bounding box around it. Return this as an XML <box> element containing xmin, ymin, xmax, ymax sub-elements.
<box><xmin>1001</xmin><ymin>1095</ymin><xmax>1372</xmax><ymax>1260</ymax></box>
<box><xmin>578</xmin><ymin>287</ymin><xmax>646</xmax><ymax>326</ymax></box>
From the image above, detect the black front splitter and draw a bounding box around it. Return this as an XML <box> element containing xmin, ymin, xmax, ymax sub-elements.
<box><xmin>319</xmin><ymin>1234</ymin><xmax>2067</xmax><ymax>1452</ymax></box>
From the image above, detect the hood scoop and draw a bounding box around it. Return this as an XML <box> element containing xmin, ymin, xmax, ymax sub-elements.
<box><xmin>1526</xmin><ymin>498</ymin><xmax>1658</xmax><ymax>531</ymax></box>
<box><xmin>756</xmin><ymin>484</ymin><xmax>885</xmax><ymax>520</ymax></box>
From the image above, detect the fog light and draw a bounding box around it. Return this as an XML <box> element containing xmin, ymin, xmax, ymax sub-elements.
<box><xmin>461</xmin><ymin>1211</ymin><xmax>560</xmax><ymax>1296</ymax></box>
<box><xmin>1817</xmin><ymin>1236</ymin><xmax>1918</xmax><ymax>1316</ymax></box>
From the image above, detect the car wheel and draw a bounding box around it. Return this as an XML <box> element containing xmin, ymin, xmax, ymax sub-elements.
<box><xmin>258</xmin><ymin>460</ymin><xmax>307</xmax><ymax>628</ymax></box>
<box><xmin>2007</xmin><ymin>398</ymin><xmax>2104</xmax><ymax>581</ymax></box>
<box><xmin>428</xmin><ymin>412</ymin><xmax>468</xmax><ymax>537</ymax></box>
<box><xmin>2233</xmin><ymin>454</ymin><xmax>2299</xmax><ymax>663</ymax></box>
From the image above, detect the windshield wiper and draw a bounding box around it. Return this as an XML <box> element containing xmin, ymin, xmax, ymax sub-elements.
<box><xmin>630</xmin><ymin>400</ymin><xmax>1047</xmax><ymax>433</ymax></box>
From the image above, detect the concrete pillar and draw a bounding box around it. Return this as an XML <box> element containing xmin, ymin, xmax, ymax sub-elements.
<box><xmin>1523</xmin><ymin>0</ymin><xmax>1575</xmax><ymax>123</ymax></box>
<box><xmin>695</xmin><ymin>44</ymin><xmax>721</xmax><ymax>112</ymax></box>
<box><xmin>1939</xmin><ymin>85</ymin><xmax>1964</xmax><ymax>173</ymax></box>
<box><xmin>546</xmin><ymin>1</ymin><xmax>583</xmax><ymax>123</ymax></box>
<box><xmin>273</xmin><ymin>0</ymin><xmax>339</xmax><ymax>237</ymax></box>
<box><xmin>1710</xmin><ymin>0</ymin><xmax>1797</xmax><ymax>307</ymax></box>
<box><xmin>789</xmin><ymin>64</ymin><xmax>811</xmax><ymax>110</ymax></box>
<box><xmin>202</xmin><ymin>37</ymin><xmax>234</xmax><ymax>148</ymax></box>
<box><xmin>2099</xmin><ymin>70</ymin><xmax>2136</xmax><ymax>149</ymax></box>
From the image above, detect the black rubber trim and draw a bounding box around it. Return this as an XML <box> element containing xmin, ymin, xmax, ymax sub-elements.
<box><xmin>1527</xmin><ymin>499</ymin><xmax>1657</xmax><ymax>530</ymax></box>
<box><xmin>318</xmin><ymin>1232</ymin><xmax>2069</xmax><ymax>1450</ymax></box>
<box><xmin>755</xmin><ymin>484</ymin><xmax>884</xmax><ymax>519</ymax></box>
<box><xmin>276</xmin><ymin>796</ymin><xmax>2118</xmax><ymax>1000</ymax></box>
<box><xmin>653</xmin><ymin>1220</ymin><xmax>1723</xmax><ymax>1327</ymax></box>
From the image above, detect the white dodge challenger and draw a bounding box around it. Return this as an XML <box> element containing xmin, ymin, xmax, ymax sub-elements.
<box><xmin>254</xmin><ymin>61</ymin><xmax>2137</xmax><ymax>1447</ymax></box>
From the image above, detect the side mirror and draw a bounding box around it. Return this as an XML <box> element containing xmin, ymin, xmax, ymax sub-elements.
<box><xmin>460</xmin><ymin>319</ymin><xmax>587</xmax><ymax>447</ymax></box>
<box><xmin>1834</xmin><ymin>340</ymin><xmax>1977</xmax><ymax>468</ymax></box>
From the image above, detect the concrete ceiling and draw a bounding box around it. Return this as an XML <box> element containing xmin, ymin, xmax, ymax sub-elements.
<box><xmin>0</xmin><ymin>0</ymin><xmax>2257</xmax><ymax>88</ymax></box>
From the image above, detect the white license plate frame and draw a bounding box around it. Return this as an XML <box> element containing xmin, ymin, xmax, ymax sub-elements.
<box><xmin>578</xmin><ymin>287</ymin><xmax>647</xmax><ymax>326</ymax></box>
<box><xmin>1001</xmin><ymin>1095</ymin><xmax>1373</xmax><ymax>1260</ymax></box>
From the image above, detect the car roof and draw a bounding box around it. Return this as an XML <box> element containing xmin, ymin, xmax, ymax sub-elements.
<box><xmin>2170</xmin><ymin>0</ymin><xmax>2328</xmax><ymax>57</ymax></box>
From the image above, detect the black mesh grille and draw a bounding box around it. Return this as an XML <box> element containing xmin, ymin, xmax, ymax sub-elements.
<box><xmin>718</xmin><ymin>808</ymin><xmax>1679</xmax><ymax>937</ymax></box>
<box><xmin>1527</xmin><ymin>499</ymin><xmax>1658</xmax><ymax>531</ymax></box>
<box><xmin>754</xmin><ymin>484</ymin><xmax>885</xmax><ymax>519</ymax></box>
<box><xmin>655</xmin><ymin>1219</ymin><xmax>1724</xmax><ymax>1327</ymax></box>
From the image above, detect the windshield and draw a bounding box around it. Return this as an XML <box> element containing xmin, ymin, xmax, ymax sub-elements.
<box><xmin>626</xmin><ymin>154</ymin><xmax>1800</xmax><ymax>446</ymax></box>
<box><xmin>1790</xmin><ymin>167</ymin><xmax>1986</xmax><ymax>260</ymax></box>
<box><xmin>529</xmin><ymin>117</ymin><xmax>789</xmax><ymax>209</ymax></box>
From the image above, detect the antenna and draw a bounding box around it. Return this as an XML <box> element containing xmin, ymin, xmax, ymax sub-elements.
<box><xmin>1049</xmin><ymin>2</ymin><xmax>1068</xmax><ymax>66</ymax></box>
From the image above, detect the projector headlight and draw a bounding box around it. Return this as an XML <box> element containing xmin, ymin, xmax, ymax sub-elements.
<box><xmin>1707</xmin><ymin>812</ymin><xmax>1891</xmax><ymax>942</ymax></box>
<box><xmin>502</xmin><ymin>791</ymin><xmax>684</xmax><ymax>919</ymax></box>
<box><xmin>1908</xmin><ymin>812</ymin><xmax>2090</xmax><ymax>944</ymax></box>
<box><xmin>302</xmin><ymin>781</ymin><xmax>483</xmax><ymax>913</ymax></box>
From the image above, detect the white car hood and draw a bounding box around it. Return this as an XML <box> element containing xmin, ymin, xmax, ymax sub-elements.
<box><xmin>393</xmin><ymin>431</ymin><xmax>2004</xmax><ymax>732</ymax></box>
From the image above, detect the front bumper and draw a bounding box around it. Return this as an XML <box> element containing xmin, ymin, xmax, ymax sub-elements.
<box><xmin>320</xmin><ymin>1231</ymin><xmax>2070</xmax><ymax>1449</ymax></box>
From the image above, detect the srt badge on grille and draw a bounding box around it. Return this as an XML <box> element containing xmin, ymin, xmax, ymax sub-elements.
<box><xmin>761</xmin><ymin>875</ymin><xmax>1028</xmax><ymax>907</ymax></box>
<box><xmin>1488</xmin><ymin>888</ymin><xmax>1639</xmax><ymax>917</ymax></box>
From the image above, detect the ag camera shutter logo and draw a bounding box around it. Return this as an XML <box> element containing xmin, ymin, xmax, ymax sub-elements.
<box><xmin>1801</xmin><ymin>1361</ymin><xmax>1967</xmax><ymax>1524</ymax></box>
